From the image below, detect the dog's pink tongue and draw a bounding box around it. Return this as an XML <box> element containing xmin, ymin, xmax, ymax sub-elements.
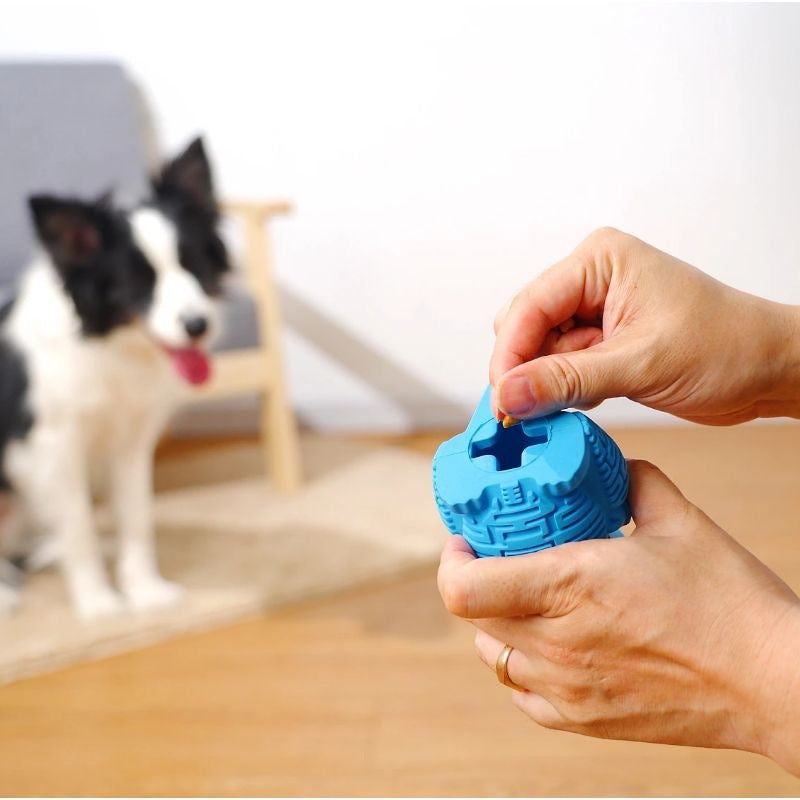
<box><xmin>169</xmin><ymin>347</ymin><xmax>211</xmax><ymax>385</ymax></box>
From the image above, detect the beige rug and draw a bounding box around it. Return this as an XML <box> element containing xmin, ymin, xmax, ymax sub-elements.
<box><xmin>0</xmin><ymin>436</ymin><xmax>446</xmax><ymax>685</ymax></box>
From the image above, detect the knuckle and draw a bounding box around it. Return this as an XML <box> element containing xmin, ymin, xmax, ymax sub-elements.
<box><xmin>627</xmin><ymin>458</ymin><xmax>658</xmax><ymax>480</ymax></box>
<box><xmin>581</xmin><ymin>227</ymin><xmax>635</xmax><ymax>274</ymax></box>
<box><xmin>537</xmin><ymin>618</ymin><xmax>593</xmax><ymax>669</ymax></box>
<box><xmin>510</xmin><ymin>692</ymin><xmax>562</xmax><ymax>730</ymax></box>
<box><xmin>585</xmin><ymin>226</ymin><xmax>626</xmax><ymax>251</ymax></box>
<box><xmin>544</xmin><ymin>354</ymin><xmax>586</xmax><ymax>404</ymax></box>
<box><xmin>473</xmin><ymin>629</ymin><xmax>493</xmax><ymax>663</ymax></box>
<box><xmin>570</xmin><ymin>540</ymin><xmax>606</xmax><ymax>574</ymax></box>
<box><xmin>526</xmin><ymin>551</ymin><xmax>585</xmax><ymax>614</ymax></box>
<box><xmin>559</xmin><ymin>704</ymin><xmax>598</xmax><ymax>730</ymax></box>
<box><xmin>559</xmin><ymin>699</ymin><xmax>615</xmax><ymax>734</ymax></box>
<box><xmin>682</xmin><ymin>500</ymin><xmax>704</xmax><ymax>526</ymax></box>
<box><xmin>629</xmin><ymin>459</ymin><xmax>692</xmax><ymax>519</ymax></box>
<box><xmin>625</xmin><ymin>341</ymin><xmax>664</xmax><ymax>393</ymax></box>
<box><xmin>540</xmin><ymin>640</ymin><xmax>582</xmax><ymax>668</ymax></box>
<box><xmin>493</xmin><ymin>301</ymin><xmax>511</xmax><ymax>334</ymax></box>
<box><xmin>553</xmin><ymin>682</ymin><xmax>592</xmax><ymax>705</ymax></box>
<box><xmin>511</xmin><ymin>692</ymin><xmax>569</xmax><ymax>731</ymax></box>
<box><xmin>506</xmin><ymin>288</ymin><xmax>531</xmax><ymax>324</ymax></box>
<box><xmin>516</xmin><ymin>279</ymin><xmax>550</xmax><ymax>316</ymax></box>
<box><xmin>438</xmin><ymin>570</ymin><xmax>473</xmax><ymax>618</ymax></box>
<box><xmin>529</xmin><ymin>710</ymin><xmax>562</xmax><ymax>731</ymax></box>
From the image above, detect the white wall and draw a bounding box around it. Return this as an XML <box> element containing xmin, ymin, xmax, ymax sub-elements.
<box><xmin>2</xmin><ymin>1</ymin><xmax>800</xmax><ymax>430</ymax></box>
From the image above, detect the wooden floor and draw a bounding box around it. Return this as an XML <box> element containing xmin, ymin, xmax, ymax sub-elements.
<box><xmin>1</xmin><ymin>425</ymin><xmax>800</xmax><ymax>796</ymax></box>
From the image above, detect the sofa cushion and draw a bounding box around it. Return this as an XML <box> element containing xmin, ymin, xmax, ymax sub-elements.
<box><xmin>0</xmin><ymin>62</ymin><xmax>149</xmax><ymax>286</ymax></box>
<box><xmin>213</xmin><ymin>282</ymin><xmax>260</xmax><ymax>351</ymax></box>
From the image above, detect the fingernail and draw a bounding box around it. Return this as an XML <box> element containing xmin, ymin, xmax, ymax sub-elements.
<box><xmin>500</xmin><ymin>376</ymin><xmax>535</xmax><ymax>416</ymax></box>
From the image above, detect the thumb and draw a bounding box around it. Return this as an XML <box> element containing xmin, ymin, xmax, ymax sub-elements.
<box><xmin>626</xmin><ymin>459</ymin><xmax>691</xmax><ymax>532</ymax></box>
<box><xmin>496</xmin><ymin>342</ymin><xmax>633</xmax><ymax>418</ymax></box>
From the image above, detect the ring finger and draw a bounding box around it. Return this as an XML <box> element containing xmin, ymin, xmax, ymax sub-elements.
<box><xmin>474</xmin><ymin>629</ymin><xmax>556</xmax><ymax>695</ymax></box>
<box><xmin>474</xmin><ymin>630</ymin><xmax>568</xmax><ymax>728</ymax></box>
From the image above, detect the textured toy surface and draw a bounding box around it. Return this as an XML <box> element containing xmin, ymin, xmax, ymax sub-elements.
<box><xmin>432</xmin><ymin>387</ymin><xmax>631</xmax><ymax>557</ymax></box>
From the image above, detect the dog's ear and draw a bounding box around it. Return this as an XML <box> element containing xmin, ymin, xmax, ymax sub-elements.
<box><xmin>28</xmin><ymin>195</ymin><xmax>104</xmax><ymax>268</ymax></box>
<box><xmin>154</xmin><ymin>136</ymin><xmax>217</xmax><ymax>216</ymax></box>
<box><xmin>94</xmin><ymin>188</ymin><xmax>114</xmax><ymax>210</ymax></box>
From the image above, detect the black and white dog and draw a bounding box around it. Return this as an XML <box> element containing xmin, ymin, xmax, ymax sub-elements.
<box><xmin>0</xmin><ymin>137</ymin><xmax>230</xmax><ymax>618</ymax></box>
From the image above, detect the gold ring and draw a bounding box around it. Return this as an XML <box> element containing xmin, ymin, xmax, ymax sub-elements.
<box><xmin>495</xmin><ymin>644</ymin><xmax>526</xmax><ymax>691</ymax></box>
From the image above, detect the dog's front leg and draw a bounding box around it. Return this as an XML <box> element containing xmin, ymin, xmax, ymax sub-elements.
<box><xmin>53</xmin><ymin>461</ymin><xmax>123</xmax><ymax>619</ymax></box>
<box><xmin>5</xmin><ymin>426</ymin><xmax>122</xmax><ymax>618</ymax></box>
<box><xmin>111</xmin><ymin>443</ymin><xmax>183</xmax><ymax>611</ymax></box>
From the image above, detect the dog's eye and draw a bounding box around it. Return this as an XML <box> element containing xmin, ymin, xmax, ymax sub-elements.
<box><xmin>205</xmin><ymin>236</ymin><xmax>228</xmax><ymax>269</ymax></box>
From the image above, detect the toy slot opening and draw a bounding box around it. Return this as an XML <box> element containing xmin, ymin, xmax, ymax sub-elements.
<box><xmin>469</xmin><ymin>421</ymin><xmax>549</xmax><ymax>471</ymax></box>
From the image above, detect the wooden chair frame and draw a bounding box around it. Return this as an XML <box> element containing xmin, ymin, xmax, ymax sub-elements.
<box><xmin>193</xmin><ymin>200</ymin><xmax>302</xmax><ymax>492</ymax></box>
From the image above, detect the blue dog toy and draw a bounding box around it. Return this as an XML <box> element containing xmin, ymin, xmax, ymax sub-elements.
<box><xmin>432</xmin><ymin>387</ymin><xmax>630</xmax><ymax>557</ymax></box>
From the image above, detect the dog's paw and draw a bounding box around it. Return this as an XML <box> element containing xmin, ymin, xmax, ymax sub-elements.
<box><xmin>74</xmin><ymin>585</ymin><xmax>125</xmax><ymax>620</ymax></box>
<box><xmin>25</xmin><ymin>535</ymin><xmax>62</xmax><ymax>572</ymax></box>
<box><xmin>0</xmin><ymin>583</ymin><xmax>20</xmax><ymax>615</ymax></box>
<box><xmin>123</xmin><ymin>576</ymin><xmax>184</xmax><ymax>612</ymax></box>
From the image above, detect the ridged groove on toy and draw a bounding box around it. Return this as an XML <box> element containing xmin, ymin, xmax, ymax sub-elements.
<box><xmin>579</xmin><ymin>414</ymin><xmax>629</xmax><ymax>509</ymax></box>
<box><xmin>431</xmin><ymin>459</ymin><xmax>458</xmax><ymax>533</ymax></box>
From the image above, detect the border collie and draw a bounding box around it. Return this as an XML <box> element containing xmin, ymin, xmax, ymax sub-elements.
<box><xmin>0</xmin><ymin>137</ymin><xmax>229</xmax><ymax>618</ymax></box>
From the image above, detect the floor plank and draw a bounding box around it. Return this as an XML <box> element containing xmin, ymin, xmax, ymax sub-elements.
<box><xmin>1</xmin><ymin>424</ymin><xmax>799</xmax><ymax>796</ymax></box>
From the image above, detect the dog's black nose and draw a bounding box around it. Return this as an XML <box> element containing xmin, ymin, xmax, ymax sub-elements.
<box><xmin>183</xmin><ymin>315</ymin><xmax>209</xmax><ymax>339</ymax></box>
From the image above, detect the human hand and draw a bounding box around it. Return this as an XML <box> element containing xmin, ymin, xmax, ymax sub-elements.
<box><xmin>437</xmin><ymin>460</ymin><xmax>800</xmax><ymax>775</ymax></box>
<box><xmin>491</xmin><ymin>228</ymin><xmax>800</xmax><ymax>425</ymax></box>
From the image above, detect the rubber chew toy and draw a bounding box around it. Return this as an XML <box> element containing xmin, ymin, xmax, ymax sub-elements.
<box><xmin>432</xmin><ymin>387</ymin><xmax>631</xmax><ymax>557</ymax></box>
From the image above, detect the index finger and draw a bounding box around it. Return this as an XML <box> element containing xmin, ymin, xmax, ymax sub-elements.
<box><xmin>489</xmin><ymin>244</ymin><xmax>613</xmax><ymax>387</ymax></box>
<box><xmin>437</xmin><ymin>535</ymin><xmax>588</xmax><ymax>619</ymax></box>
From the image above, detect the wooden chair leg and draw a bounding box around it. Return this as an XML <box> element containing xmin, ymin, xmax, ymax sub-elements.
<box><xmin>235</xmin><ymin>203</ymin><xmax>303</xmax><ymax>492</ymax></box>
<box><xmin>262</xmin><ymin>384</ymin><xmax>302</xmax><ymax>492</ymax></box>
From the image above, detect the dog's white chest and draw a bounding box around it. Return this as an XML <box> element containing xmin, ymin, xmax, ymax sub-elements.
<box><xmin>65</xmin><ymin>337</ymin><xmax>181</xmax><ymax>453</ymax></box>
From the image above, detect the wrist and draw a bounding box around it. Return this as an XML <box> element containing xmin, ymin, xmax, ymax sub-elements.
<box><xmin>754</xmin><ymin>300</ymin><xmax>800</xmax><ymax>420</ymax></box>
<box><xmin>737</xmin><ymin>601</ymin><xmax>800</xmax><ymax>775</ymax></box>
